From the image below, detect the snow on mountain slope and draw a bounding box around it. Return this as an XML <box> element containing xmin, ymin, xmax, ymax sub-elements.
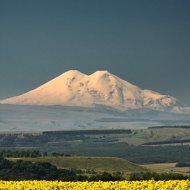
<box><xmin>0</xmin><ymin>70</ymin><xmax>181</xmax><ymax>111</ymax></box>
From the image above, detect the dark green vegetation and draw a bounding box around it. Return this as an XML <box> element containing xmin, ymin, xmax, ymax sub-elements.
<box><xmin>0</xmin><ymin>158</ymin><xmax>123</xmax><ymax>181</ymax></box>
<box><xmin>143</xmin><ymin>139</ymin><xmax>190</xmax><ymax>145</ymax></box>
<box><xmin>0</xmin><ymin>126</ymin><xmax>190</xmax><ymax>164</ymax></box>
<box><xmin>128</xmin><ymin>172</ymin><xmax>189</xmax><ymax>181</ymax></box>
<box><xmin>176</xmin><ymin>162</ymin><xmax>190</xmax><ymax>167</ymax></box>
<box><xmin>0</xmin><ymin>149</ymin><xmax>43</xmax><ymax>158</ymax></box>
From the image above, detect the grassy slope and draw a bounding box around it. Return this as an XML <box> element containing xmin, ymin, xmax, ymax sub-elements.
<box><xmin>9</xmin><ymin>156</ymin><xmax>146</xmax><ymax>174</ymax></box>
<box><xmin>141</xmin><ymin>163</ymin><xmax>190</xmax><ymax>175</ymax></box>
<box><xmin>119</xmin><ymin>128</ymin><xmax>190</xmax><ymax>145</ymax></box>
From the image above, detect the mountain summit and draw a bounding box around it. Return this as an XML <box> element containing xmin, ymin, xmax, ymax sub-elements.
<box><xmin>0</xmin><ymin>70</ymin><xmax>181</xmax><ymax>111</ymax></box>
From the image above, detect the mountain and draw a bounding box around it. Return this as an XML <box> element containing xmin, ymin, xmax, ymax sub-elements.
<box><xmin>0</xmin><ymin>70</ymin><xmax>182</xmax><ymax>112</ymax></box>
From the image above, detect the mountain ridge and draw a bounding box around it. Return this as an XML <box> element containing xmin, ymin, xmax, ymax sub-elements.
<box><xmin>0</xmin><ymin>70</ymin><xmax>183</xmax><ymax>112</ymax></box>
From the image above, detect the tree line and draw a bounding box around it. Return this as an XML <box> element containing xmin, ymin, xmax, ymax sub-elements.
<box><xmin>0</xmin><ymin>150</ymin><xmax>70</xmax><ymax>158</ymax></box>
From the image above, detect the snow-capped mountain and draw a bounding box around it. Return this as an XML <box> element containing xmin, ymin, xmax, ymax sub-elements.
<box><xmin>0</xmin><ymin>70</ymin><xmax>181</xmax><ymax>111</ymax></box>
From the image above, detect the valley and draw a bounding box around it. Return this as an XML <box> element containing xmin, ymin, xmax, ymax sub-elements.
<box><xmin>1</xmin><ymin>104</ymin><xmax>190</xmax><ymax>132</ymax></box>
<box><xmin>1</xmin><ymin>127</ymin><xmax>190</xmax><ymax>165</ymax></box>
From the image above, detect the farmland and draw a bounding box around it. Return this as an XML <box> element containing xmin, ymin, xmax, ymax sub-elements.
<box><xmin>0</xmin><ymin>180</ymin><xmax>189</xmax><ymax>190</ymax></box>
<box><xmin>0</xmin><ymin>127</ymin><xmax>190</xmax><ymax>164</ymax></box>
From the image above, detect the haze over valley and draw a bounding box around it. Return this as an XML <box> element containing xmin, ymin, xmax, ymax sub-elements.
<box><xmin>0</xmin><ymin>70</ymin><xmax>190</xmax><ymax>132</ymax></box>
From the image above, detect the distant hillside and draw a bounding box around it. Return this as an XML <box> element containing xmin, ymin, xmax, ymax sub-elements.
<box><xmin>9</xmin><ymin>156</ymin><xmax>146</xmax><ymax>174</ymax></box>
<box><xmin>1</xmin><ymin>127</ymin><xmax>190</xmax><ymax>164</ymax></box>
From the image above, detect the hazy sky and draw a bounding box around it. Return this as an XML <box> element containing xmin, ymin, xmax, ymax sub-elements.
<box><xmin>0</xmin><ymin>0</ymin><xmax>190</xmax><ymax>105</ymax></box>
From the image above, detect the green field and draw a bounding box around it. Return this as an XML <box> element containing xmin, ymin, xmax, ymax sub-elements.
<box><xmin>1</xmin><ymin>127</ymin><xmax>190</xmax><ymax>164</ymax></box>
<box><xmin>9</xmin><ymin>156</ymin><xmax>146</xmax><ymax>175</ymax></box>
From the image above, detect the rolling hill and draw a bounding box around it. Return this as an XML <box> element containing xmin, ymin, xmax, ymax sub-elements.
<box><xmin>9</xmin><ymin>156</ymin><xmax>146</xmax><ymax>174</ymax></box>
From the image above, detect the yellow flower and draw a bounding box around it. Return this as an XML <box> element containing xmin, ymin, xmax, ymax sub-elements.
<box><xmin>0</xmin><ymin>180</ymin><xmax>189</xmax><ymax>190</ymax></box>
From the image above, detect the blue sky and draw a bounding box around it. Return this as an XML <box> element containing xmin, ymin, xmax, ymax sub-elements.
<box><xmin>0</xmin><ymin>0</ymin><xmax>190</xmax><ymax>105</ymax></box>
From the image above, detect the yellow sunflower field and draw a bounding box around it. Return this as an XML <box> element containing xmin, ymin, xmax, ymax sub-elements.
<box><xmin>0</xmin><ymin>180</ymin><xmax>189</xmax><ymax>190</ymax></box>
